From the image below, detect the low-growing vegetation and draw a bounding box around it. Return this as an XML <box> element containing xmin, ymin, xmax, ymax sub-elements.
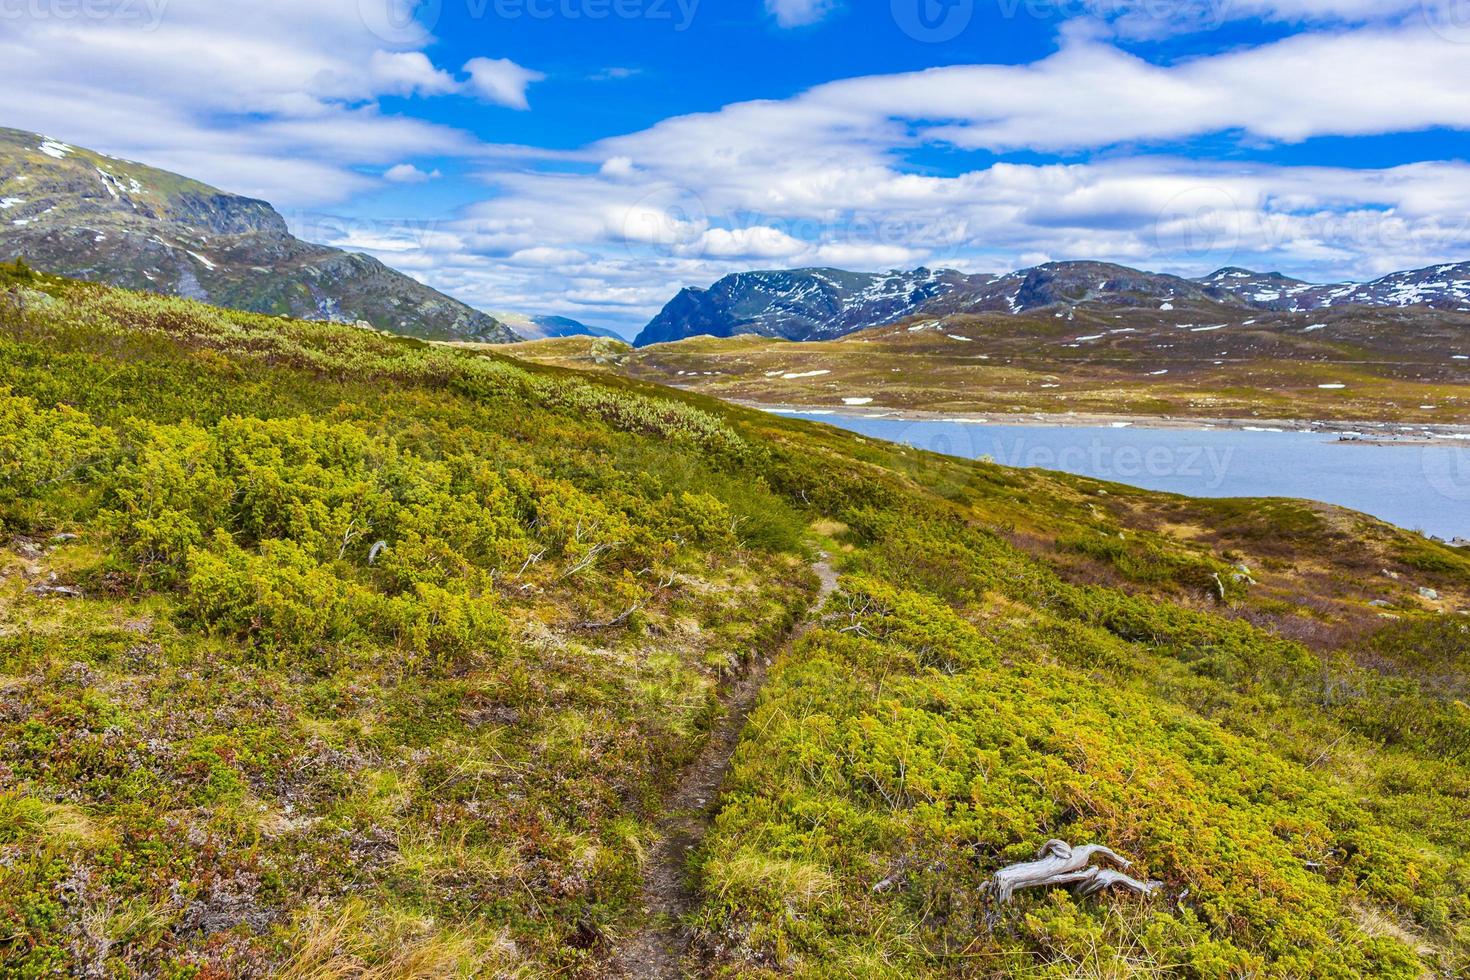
<box><xmin>1</xmin><ymin>271</ymin><xmax>1467</xmax><ymax>977</ymax></box>
<box><xmin>509</xmin><ymin>311</ymin><xmax>1470</xmax><ymax>427</ymax></box>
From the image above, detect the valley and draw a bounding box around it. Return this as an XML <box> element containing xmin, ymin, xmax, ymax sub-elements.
<box><xmin>8</xmin><ymin>4</ymin><xmax>1470</xmax><ymax>977</ymax></box>
<box><xmin>506</xmin><ymin>301</ymin><xmax>1470</xmax><ymax>428</ymax></box>
<box><xmin>3</xmin><ymin>265</ymin><xmax>1469</xmax><ymax>977</ymax></box>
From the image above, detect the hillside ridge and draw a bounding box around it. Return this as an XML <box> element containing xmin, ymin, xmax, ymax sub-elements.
<box><xmin>0</xmin><ymin>127</ymin><xmax>516</xmax><ymax>342</ymax></box>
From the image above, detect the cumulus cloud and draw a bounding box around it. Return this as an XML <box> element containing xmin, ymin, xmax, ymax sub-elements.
<box><xmin>1082</xmin><ymin>0</ymin><xmax>1443</xmax><ymax>38</ymax></box>
<box><xmin>686</xmin><ymin>227</ymin><xmax>808</xmax><ymax>259</ymax></box>
<box><xmin>799</xmin><ymin>26</ymin><xmax>1470</xmax><ymax>153</ymax></box>
<box><xmin>384</xmin><ymin>163</ymin><xmax>442</xmax><ymax>183</ymax></box>
<box><xmin>369</xmin><ymin>51</ymin><xmax>460</xmax><ymax>97</ymax></box>
<box><xmin>507</xmin><ymin>246</ymin><xmax>597</xmax><ymax>266</ymax></box>
<box><xmin>765</xmin><ymin>0</ymin><xmax>840</xmax><ymax>28</ymax></box>
<box><xmin>463</xmin><ymin>58</ymin><xmax>547</xmax><ymax>110</ymax></box>
<box><xmin>600</xmin><ymin>157</ymin><xmax>640</xmax><ymax>179</ymax></box>
<box><xmin>0</xmin><ymin>0</ymin><xmax>534</xmax><ymax>206</ymax></box>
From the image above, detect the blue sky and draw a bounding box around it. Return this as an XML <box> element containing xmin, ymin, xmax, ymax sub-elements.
<box><xmin>5</xmin><ymin>0</ymin><xmax>1470</xmax><ymax>335</ymax></box>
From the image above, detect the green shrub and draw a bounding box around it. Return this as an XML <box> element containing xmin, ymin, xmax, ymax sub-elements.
<box><xmin>185</xmin><ymin>535</ymin><xmax>370</xmax><ymax>666</ymax></box>
<box><xmin>0</xmin><ymin>387</ymin><xmax>117</xmax><ymax>512</ymax></box>
<box><xmin>3</xmin><ymin>273</ymin><xmax>1466</xmax><ymax>978</ymax></box>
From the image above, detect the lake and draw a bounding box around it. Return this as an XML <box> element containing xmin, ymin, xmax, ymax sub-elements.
<box><xmin>774</xmin><ymin>413</ymin><xmax>1470</xmax><ymax>540</ymax></box>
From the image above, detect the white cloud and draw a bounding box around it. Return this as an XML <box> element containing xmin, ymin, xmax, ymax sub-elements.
<box><xmin>384</xmin><ymin>163</ymin><xmax>442</xmax><ymax>183</ymax></box>
<box><xmin>685</xmin><ymin>226</ymin><xmax>807</xmax><ymax>259</ymax></box>
<box><xmin>0</xmin><ymin>0</ymin><xmax>525</xmax><ymax>206</ymax></box>
<box><xmin>507</xmin><ymin>246</ymin><xmax>596</xmax><ymax>266</ymax></box>
<box><xmin>600</xmin><ymin>156</ymin><xmax>638</xmax><ymax>179</ymax></box>
<box><xmin>463</xmin><ymin>58</ymin><xmax>547</xmax><ymax>111</ymax></box>
<box><xmin>1083</xmin><ymin>0</ymin><xmax>1442</xmax><ymax>38</ymax></box>
<box><xmin>800</xmin><ymin>26</ymin><xmax>1470</xmax><ymax>153</ymax></box>
<box><xmin>765</xmin><ymin>0</ymin><xmax>840</xmax><ymax>28</ymax></box>
<box><xmin>811</xmin><ymin>243</ymin><xmax>927</xmax><ymax>268</ymax></box>
<box><xmin>369</xmin><ymin>52</ymin><xmax>460</xmax><ymax>97</ymax></box>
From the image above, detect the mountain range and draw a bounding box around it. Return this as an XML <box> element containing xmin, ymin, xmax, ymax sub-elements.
<box><xmin>491</xmin><ymin>310</ymin><xmax>621</xmax><ymax>341</ymax></box>
<box><xmin>634</xmin><ymin>260</ymin><xmax>1470</xmax><ymax>347</ymax></box>
<box><xmin>0</xmin><ymin>127</ymin><xmax>517</xmax><ymax>342</ymax></box>
<box><xmin>8</xmin><ymin>126</ymin><xmax>1470</xmax><ymax>355</ymax></box>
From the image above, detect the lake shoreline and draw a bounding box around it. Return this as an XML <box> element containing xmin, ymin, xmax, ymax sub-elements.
<box><xmin>737</xmin><ymin>401</ymin><xmax>1469</xmax><ymax>539</ymax></box>
<box><xmin>739</xmin><ymin>401</ymin><xmax>1470</xmax><ymax>447</ymax></box>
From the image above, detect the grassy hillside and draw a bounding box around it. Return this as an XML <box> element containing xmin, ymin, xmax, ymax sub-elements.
<box><xmin>1</xmin><ymin>264</ymin><xmax>1468</xmax><ymax>977</ymax></box>
<box><xmin>511</xmin><ymin>306</ymin><xmax>1470</xmax><ymax>425</ymax></box>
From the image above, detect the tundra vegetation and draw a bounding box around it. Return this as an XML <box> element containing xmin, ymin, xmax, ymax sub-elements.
<box><xmin>1</xmin><ymin>265</ymin><xmax>1468</xmax><ymax>978</ymax></box>
<box><xmin>506</xmin><ymin>311</ymin><xmax>1470</xmax><ymax>426</ymax></box>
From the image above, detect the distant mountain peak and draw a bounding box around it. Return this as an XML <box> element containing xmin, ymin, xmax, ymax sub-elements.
<box><xmin>1200</xmin><ymin>261</ymin><xmax>1470</xmax><ymax>312</ymax></box>
<box><xmin>0</xmin><ymin>127</ymin><xmax>515</xmax><ymax>342</ymax></box>
<box><xmin>492</xmin><ymin>310</ymin><xmax>621</xmax><ymax>341</ymax></box>
<box><xmin>633</xmin><ymin>266</ymin><xmax>973</xmax><ymax>347</ymax></box>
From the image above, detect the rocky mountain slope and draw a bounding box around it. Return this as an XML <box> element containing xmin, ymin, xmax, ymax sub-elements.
<box><xmin>0</xmin><ymin>128</ymin><xmax>516</xmax><ymax>342</ymax></box>
<box><xmin>634</xmin><ymin>267</ymin><xmax>978</xmax><ymax>346</ymax></box>
<box><xmin>1202</xmin><ymin>263</ymin><xmax>1470</xmax><ymax>311</ymax></box>
<box><xmin>491</xmin><ymin>310</ymin><xmax>622</xmax><ymax>341</ymax></box>
<box><xmin>636</xmin><ymin>259</ymin><xmax>1470</xmax><ymax>346</ymax></box>
<box><xmin>932</xmin><ymin>261</ymin><xmax>1250</xmax><ymax>316</ymax></box>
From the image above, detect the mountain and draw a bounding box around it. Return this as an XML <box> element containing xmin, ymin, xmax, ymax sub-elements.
<box><xmin>636</xmin><ymin>259</ymin><xmax>1470</xmax><ymax>346</ymax></box>
<box><xmin>492</xmin><ymin>310</ymin><xmax>622</xmax><ymax>341</ymax></box>
<box><xmin>634</xmin><ymin>267</ymin><xmax>976</xmax><ymax>346</ymax></box>
<box><xmin>1195</xmin><ymin>267</ymin><xmax>1317</xmax><ymax>308</ymax></box>
<box><xmin>933</xmin><ymin>261</ymin><xmax>1249</xmax><ymax>316</ymax></box>
<box><xmin>634</xmin><ymin>262</ymin><xmax>1241</xmax><ymax>347</ymax></box>
<box><xmin>1200</xmin><ymin>263</ymin><xmax>1470</xmax><ymax>312</ymax></box>
<box><xmin>0</xmin><ymin>128</ymin><xmax>516</xmax><ymax>342</ymax></box>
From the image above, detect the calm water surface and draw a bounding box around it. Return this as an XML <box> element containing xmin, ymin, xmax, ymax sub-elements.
<box><xmin>777</xmin><ymin>413</ymin><xmax>1470</xmax><ymax>540</ymax></box>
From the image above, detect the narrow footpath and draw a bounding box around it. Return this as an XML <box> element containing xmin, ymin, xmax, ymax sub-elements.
<box><xmin>610</xmin><ymin>554</ymin><xmax>839</xmax><ymax>978</ymax></box>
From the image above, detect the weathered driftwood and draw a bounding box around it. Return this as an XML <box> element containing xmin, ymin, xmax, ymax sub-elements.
<box><xmin>990</xmin><ymin>839</ymin><xmax>1161</xmax><ymax>904</ymax></box>
<box><xmin>27</xmin><ymin>583</ymin><xmax>83</xmax><ymax>599</ymax></box>
<box><xmin>1073</xmin><ymin>868</ymin><xmax>1163</xmax><ymax>899</ymax></box>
